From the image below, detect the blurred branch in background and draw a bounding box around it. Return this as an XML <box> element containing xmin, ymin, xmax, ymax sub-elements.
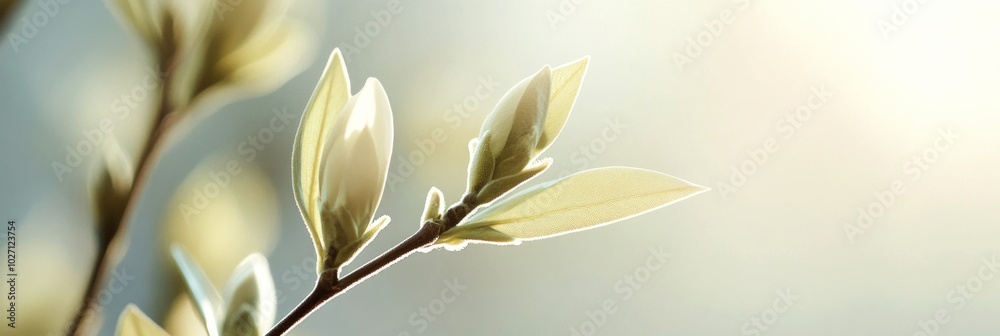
<box><xmin>0</xmin><ymin>0</ymin><xmax>20</xmax><ymax>35</ymax></box>
<box><xmin>159</xmin><ymin>159</ymin><xmax>279</xmax><ymax>336</ymax></box>
<box><xmin>66</xmin><ymin>0</ymin><xmax>313</xmax><ymax>334</ymax></box>
<box><xmin>67</xmin><ymin>10</ymin><xmax>181</xmax><ymax>335</ymax></box>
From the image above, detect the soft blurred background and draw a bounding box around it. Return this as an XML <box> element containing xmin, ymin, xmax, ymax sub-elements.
<box><xmin>2</xmin><ymin>0</ymin><xmax>1000</xmax><ymax>335</ymax></box>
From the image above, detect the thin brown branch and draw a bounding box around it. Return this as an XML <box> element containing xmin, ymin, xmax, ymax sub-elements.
<box><xmin>65</xmin><ymin>47</ymin><xmax>179</xmax><ymax>336</ymax></box>
<box><xmin>266</xmin><ymin>196</ymin><xmax>477</xmax><ymax>336</ymax></box>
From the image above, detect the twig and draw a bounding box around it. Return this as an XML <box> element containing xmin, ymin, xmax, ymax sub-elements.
<box><xmin>65</xmin><ymin>46</ymin><xmax>179</xmax><ymax>336</ymax></box>
<box><xmin>266</xmin><ymin>197</ymin><xmax>477</xmax><ymax>336</ymax></box>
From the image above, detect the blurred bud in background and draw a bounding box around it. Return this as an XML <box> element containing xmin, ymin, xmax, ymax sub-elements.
<box><xmin>89</xmin><ymin>138</ymin><xmax>135</xmax><ymax>248</ymax></box>
<box><xmin>159</xmin><ymin>156</ymin><xmax>278</xmax><ymax>332</ymax></box>
<box><xmin>0</xmin><ymin>0</ymin><xmax>18</xmax><ymax>31</ymax></box>
<box><xmin>108</xmin><ymin>0</ymin><xmax>316</xmax><ymax>116</ymax></box>
<box><xmin>164</xmin><ymin>293</ymin><xmax>208</xmax><ymax>336</ymax></box>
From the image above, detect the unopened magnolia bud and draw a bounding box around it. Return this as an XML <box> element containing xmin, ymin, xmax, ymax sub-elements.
<box><xmin>477</xmin><ymin>66</ymin><xmax>552</xmax><ymax>181</ymax></box>
<box><xmin>421</xmin><ymin>187</ymin><xmax>445</xmax><ymax>224</ymax></box>
<box><xmin>293</xmin><ymin>49</ymin><xmax>395</xmax><ymax>274</ymax></box>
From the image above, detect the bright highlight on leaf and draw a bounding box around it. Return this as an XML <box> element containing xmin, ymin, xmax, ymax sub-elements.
<box><xmin>171</xmin><ymin>246</ymin><xmax>223</xmax><ymax>336</ymax></box>
<box><xmin>292</xmin><ymin>49</ymin><xmax>352</xmax><ymax>265</ymax></box>
<box><xmin>535</xmin><ymin>56</ymin><xmax>589</xmax><ymax>156</ymax></box>
<box><xmin>464</xmin><ymin>57</ymin><xmax>590</xmax><ymax>205</ymax></box>
<box><xmin>436</xmin><ymin>167</ymin><xmax>708</xmax><ymax>250</ymax></box>
<box><xmin>171</xmin><ymin>246</ymin><xmax>276</xmax><ymax>336</ymax></box>
<box><xmin>116</xmin><ymin>304</ymin><xmax>171</xmax><ymax>336</ymax></box>
<box><xmin>474</xmin><ymin>65</ymin><xmax>551</xmax><ymax>181</ymax></box>
<box><xmin>475</xmin><ymin>158</ymin><xmax>552</xmax><ymax>205</ymax></box>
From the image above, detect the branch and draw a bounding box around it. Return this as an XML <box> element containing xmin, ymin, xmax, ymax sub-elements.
<box><xmin>65</xmin><ymin>46</ymin><xmax>179</xmax><ymax>336</ymax></box>
<box><xmin>266</xmin><ymin>196</ymin><xmax>477</xmax><ymax>336</ymax></box>
<box><xmin>0</xmin><ymin>0</ymin><xmax>20</xmax><ymax>35</ymax></box>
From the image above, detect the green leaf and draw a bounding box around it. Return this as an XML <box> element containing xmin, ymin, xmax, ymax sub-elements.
<box><xmin>475</xmin><ymin>158</ymin><xmax>551</xmax><ymax>205</ymax></box>
<box><xmin>170</xmin><ymin>245</ymin><xmax>223</xmax><ymax>336</ymax></box>
<box><xmin>534</xmin><ymin>56</ymin><xmax>589</xmax><ymax>157</ymax></box>
<box><xmin>116</xmin><ymin>304</ymin><xmax>171</xmax><ymax>336</ymax></box>
<box><xmin>465</xmin><ymin>131</ymin><xmax>495</xmax><ymax>194</ymax></box>
<box><xmin>291</xmin><ymin>48</ymin><xmax>352</xmax><ymax>267</ymax></box>
<box><xmin>331</xmin><ymin>215</ymin><xmax>391</xmax><ymax>271</ymax></box>
<box><xmin>489</xmin><ymin>66</ymin><xmax>551</xmax><ymax>178</ymax></box>
<box><xmin>221</xmin><ymin>253</ymin><xmax>276</xmax><ymax>336</ymax></box>
<box><xmin>438</xmin><ymin>167</ymin><xmax>706</xmax><ymax>249</ymax></box>
<box><xmin>434</xmin><ymin>226</ymin><xmax>517</xmax><ymax>251</ymax></box>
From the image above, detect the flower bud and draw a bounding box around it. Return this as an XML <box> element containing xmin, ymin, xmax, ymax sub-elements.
<box><xmin>482</xmin><ymin>66</ymin><xmax>551</xmax><ymax>177</ymax></box>
<box><xmin>221</xmin><ymin>254</ymin><xmax>276</xmax><ymax>336</ymax></box>
<box><xmin>91</xmin><ymin>139</ymin><xmax>134</xmax><ymax>246</ymax></box>
<box><xmin>421</xmin><ymin>187</ymin><xmax>445</xmax><ymax>224</ymax></box>
<box><xmin>465</xmin><ymin>57</ymin><xmax>589</xmax><ymax>199</ymax></box>
<box><xmin>316</xmin><ymin>78</ymin><xmax>394</xmax><ymax>269</ymax></box>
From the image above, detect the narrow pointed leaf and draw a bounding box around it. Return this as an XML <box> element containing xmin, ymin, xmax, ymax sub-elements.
<box><xmin>332</xmin><ymin>215</ymin><xmax>391</xmax><ymax>269</ymax></box>
<box><xmin>465</xmin><ymin>131</ymin><xmax>494</xmax><ymax>194</ymax></box>
<box><xmin>436</xmin><ymin>227</ymin><xmax>517</xmax><ymax>251</ymax></box>
<box><xmin>534</xmin><ymin>57</ymin><xmax>589</xmax><ymax>157</ymax></box>
<box><xmin>441</xmin><ymin>167</ymin><xmax>706</xmax><ymax>246</ymax></box>
<box><xmin>475</xmin><ymin>158</ymin><xmax>552</xmax><ymax>205</ymax></box>
<box><xmin>316</xmin><ymin>78</ymin><xmax>394</xmax><ymax>273</ymax></box>
<box><xmin>490</xmin><ymin>66</ymin><xmax>551</xmax><ymax>178</ymax></box>
<box><xmin>170</xmin><ymin>245</ymin><xmax>223</xmax><ymax>336</ymax></box>
<box><xmin>292</xmin><ymin>48</ymin><xmax>352</xmax><ymax>263</ymax></box>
